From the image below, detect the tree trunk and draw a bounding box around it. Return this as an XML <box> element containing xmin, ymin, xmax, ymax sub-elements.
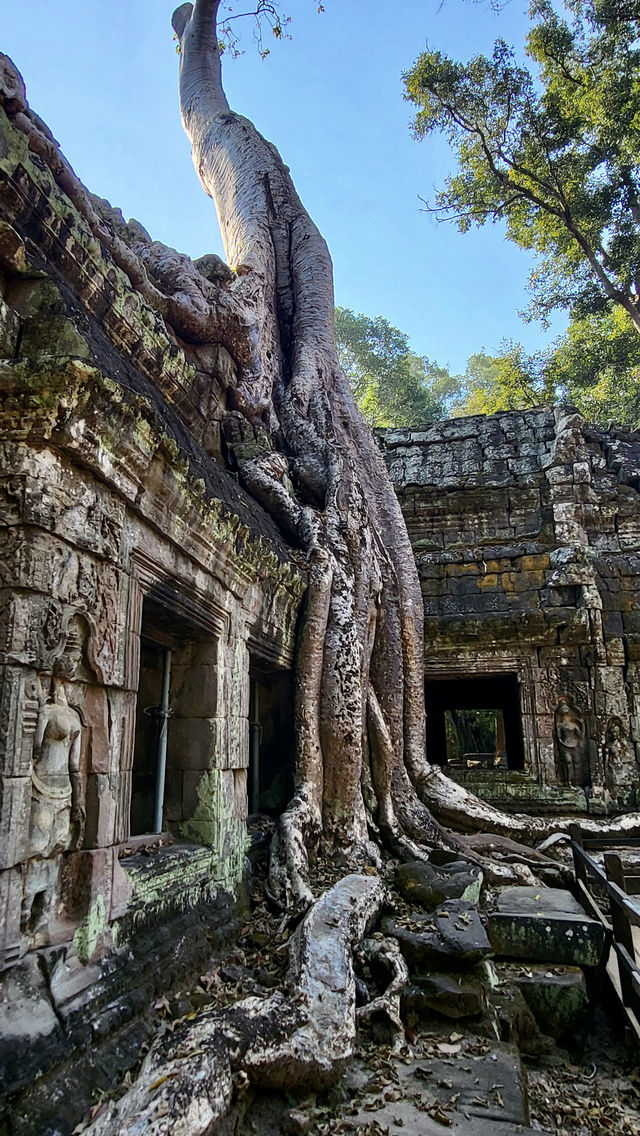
<box><xmin>170</xmin><ymin>0</ymin><xmax>640</xmax><ymax>904</ymax></box>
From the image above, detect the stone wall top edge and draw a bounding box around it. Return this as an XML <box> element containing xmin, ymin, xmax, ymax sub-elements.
<box><xmin>0</xmin><ymin>361</ymin><xmax>306</xmax><ymax>597</ymax></box>
<box><xmin>0</xmin><ymin>67</ymin><xmax>305</xmax><ymax>586</ymax></box>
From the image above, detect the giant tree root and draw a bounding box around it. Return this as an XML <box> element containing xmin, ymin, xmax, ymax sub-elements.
<box><xmin>356</xmin><ymin>935</ymin><xmax>409</xmax><ymax>1040</ymax></box>
<box><xmin>422</xmin><ymin>767</ymin><xmax>640</xmax><ymax>843</ymax></box>
<box><xmin>84</xmin><ymin>875</ymin><xmax>386</xmax><ymax>1136</ymax></box>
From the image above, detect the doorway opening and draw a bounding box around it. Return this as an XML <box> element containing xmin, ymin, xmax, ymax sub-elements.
<box><xmin>130</xmin><ymin>596</ymin><xmax>217</xmax><ymax>838</ymax></box>
<box><xmin>444</xmin><ymin>707</ymin><xmax>505</xmax><ymax>768</ymax></box>
<box><xmin>130</xmin><ymin>635</ymin><xmax>169</xmax><ymax>836</ymax></box>
<box><xmin>248</xmin><ymin>666</ymin><xmax>294</xmax><ymax>816</ymax></box>
<box><xmin>425</xmin><ymin>673</ymin><xmax>525</xmax><ymax>771</ymax></box>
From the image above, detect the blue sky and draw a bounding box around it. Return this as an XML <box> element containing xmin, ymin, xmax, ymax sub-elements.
<box><xmin>2</xmin><ymin>0</ymin><xmax>565</xmax><ymax>374</ymax></box>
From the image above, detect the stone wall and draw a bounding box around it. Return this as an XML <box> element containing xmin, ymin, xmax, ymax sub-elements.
<box><xmin>0</xmin><ymin>57</ymin><xmax>305</xmax><ymax>1115</ymax></box>
<box><xmin>380</xmin><ymin>406</ymin><xmax>640</xmax><ymax>816</ymax></box>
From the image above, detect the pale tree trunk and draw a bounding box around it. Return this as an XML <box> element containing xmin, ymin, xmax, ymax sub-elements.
<box><xmin>169</xmin><ymin>0</ymin><xmax>640</xmax><ymax>905</ymax></box>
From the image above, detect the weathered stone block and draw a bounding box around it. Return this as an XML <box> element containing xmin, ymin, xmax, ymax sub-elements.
<box><xmin>0</xmin><ymin>220</ymin><xmax>28</xmax><ymax>274</ymax></box>
<box><xmin>110</xmin><ymin>853</ymin><xmax>133</xmax><ymax>920</ymax></box>
<box><xmin>501</xmin><ymin>962</ymin><xmax>588</xmax><ymax>1042</ymax></box>
<box><xmin>60</xmin><ymin>848</ymin><xmax>114</xmax><ymax>936</ymax></box>
<box><xmin>488</xmin><ymin>982</ymin><xmax>555</xmax><ymax>1058</ymax></box>
<box><xmin>181</xmin><ymin>768</ymin><xmax>207</xmax><ymax>819</ymax></box>
<box><xmin>169</xmin><ymin>717</ymin><xmax>222</xmax><ymax>771</ymax></box>
<box><xmin>487</xmin><ymin>887</ymin><xmax>605</xmax><ymax>967</ymax></box>
<box><xmin>83</xmin><ymin>685</ymin><xmax>111</xmax><ymax>774</ymax></box>
<box><xmin>172</xmin><ymin>662</ymin><xmax>220</xmax><ymax>718</ymax></box>
<box><xmin>84</xmin><ymin>772</ymin><xmax>117</xmax><ymax>850</ymax></box>
<box><xmin>394</xmin><ymin>859</ymin><xmax>483</xmax><ymax>911</ymax></box>
<box><xmin>20</xmin><ymin>315</ymin><xmax>93</xmax><ymax>360</ymax></box>
<box><xmin>0</xmin><ymin>774</ymin><xmax>30</xmax><ymax>869</ymax></box>
<box><xmin>0</xmin><ymin>666</ymin><xmax>37</xmax><ymax>777</ymax></box>
<box><xmin>401</xmin><ymin>971</ymin><xmax>487</xmax><ymax>1023</ymax></box>
<box><xmin>233</xmin><ymin>767</ymin><xmax>247</xmax><ymax>818</ymax></box>
<box><xmin>226</xmin><ymin>714</ymin><xmax>250</xmax><ymax>770</ymax></box>
<box><xmin>384</xmin><ymin>899</ymin><xmax>493</xmax><ymax>973</ymax></box>
<box><xmin>572</xmin><ymin>462</ymin><xmax>591</xmax><ymax>483</ymax></box>
<box><xmin>0</xmin><ymin>865</ymin><xmax>22</xmax><ymax>967</ymax></box>
<box><xmin>0</xmin><ymin>295</ymin><xmax>19</xmax><ymax>358</ymax></box>
<box><xmin>0</xmin><ymin>953</ymin><xmax>67</xmax><ymax>1095</ymax></box>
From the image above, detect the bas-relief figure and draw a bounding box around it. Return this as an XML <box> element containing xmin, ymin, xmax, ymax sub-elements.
<box><xmin>604</xmin><ymin>716</ymin><xmax>635</xmax><ymax>795</ymax></box>
<box><xmin>21</xmin><ymin>617</ymin><xmax>89</xmax><ymax>939</ymax></box>
<box><xmin>554</xmin><ymin>697</ymin><xmax>587</xmax><ymax>786</ymax></box>
<box><xmin>29</xmin><ymin>658</ymin><xmax>85</xmax><ymax>858</ymax></box>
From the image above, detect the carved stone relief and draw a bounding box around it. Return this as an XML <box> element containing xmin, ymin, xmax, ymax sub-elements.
<box><xmin>603</xmin><ymin>716</ymin><xmax>636</xmax><ymax>794</ymax></box>
<box><xmin>21</xmin><ymin>614</ymin><xmax>100</xmax><ymax>941</ymax></box>
<box><xmin>554</xmin><ymin>698</ymin><xmax>588</xmax><ymax>786</ymax></box>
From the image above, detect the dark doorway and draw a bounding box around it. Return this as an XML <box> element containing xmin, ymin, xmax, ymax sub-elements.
<box><xmin>130</xmin><ymin>596</ymin><xmax>217</xmax><ymax>838</ymax></box>
<box><xmin>425</xmin><ymin>674</ymin><xmax>525</xmax><ymax>770</ymax></box>
<box><xmin>249</xmin><ymin>667</ymin><xmax>294</xmax><ymax>815</ymax></box>
<box><xmin>131</xmin><ymin>636</ymin><xmax>167</xmax><ymax>835</ymax></box>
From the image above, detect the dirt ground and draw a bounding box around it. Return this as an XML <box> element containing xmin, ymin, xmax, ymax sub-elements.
<box><xmin>219</xmin><ymin>1007</ymin><xmax>640</xmax><ymax>1136</ymax></box>
<box><xmin>75</xmin><ymin>857</ymin><xmax>640</xmax><ymax>1136</ymax></box>
<box><xmin>525</xmin><ymin>1007</ymin><xmax>640</xmax><ymax>1135</ymax></box>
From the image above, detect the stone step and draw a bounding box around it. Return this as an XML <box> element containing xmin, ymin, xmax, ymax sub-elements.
<box><xmin>383</xmin><ymin>899</ymin><xmax>493</xmax><ymax>972</ymax></box>
<box><xmin>348</xmin><ymin>1031</ymin><xmax>551</xmax><ymax>1134</ymax></box>
<box><xmin>495</xmin><ymin>961</ymin><xmax>588</xmax><ymax>1043</ymax></box>
<box><xmin>486</xmin><ymin>886</ymin><xmax>605</xmax><ymax>966</ymax></box>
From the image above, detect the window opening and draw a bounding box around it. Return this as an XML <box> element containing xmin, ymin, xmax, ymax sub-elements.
<box><xmin>131</xmin><ymin>637</ymin><xmax>169</xmax><ymax>836</ymax></box>
<box><xmin>248</xmin><ymin>668</ymin><xmax>294</xmax><ymax>815</ymax></box>
<box><xmin>425</xmin><ymin>674</ymin><xmax>525</xmax><ymax>771</ymax></box>
<box><xmin>444</xmin><ymin>708</ymin><xmax>506</xmax><ymax>768</ymax></box>
<box><xmin>130</xmin><ymin>597</ymin><xmax>214</xmax><ymax>838</ymax></box>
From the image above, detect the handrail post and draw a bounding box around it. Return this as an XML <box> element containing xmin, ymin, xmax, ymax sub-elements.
<box><xmin>605</xmin><ymin>852</ymin><xmax>636</xmax><ymax>1010</ymax></box>
<box><xmin>568</xmin><ymin>822</ymin><xmax>586</xmax><ymax>887</ymax></box>
<box><xmin>605</xmin><ymin>853</ymin><xmax>636</xmax><ymax>960</ymax></box>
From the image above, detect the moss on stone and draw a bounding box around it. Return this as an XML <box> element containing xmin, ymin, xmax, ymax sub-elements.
<box><xmin>73</xmin><ymin>894</ymin><xmax>108</xmax><ymax>964</ymax></box>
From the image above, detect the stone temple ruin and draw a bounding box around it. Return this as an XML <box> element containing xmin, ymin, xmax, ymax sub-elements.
<box><xmin>379</xmin><ymin>411</ymin><xmax>640</xmax><ymax>816</ymax></box>
<box><xmin>1</xmin><ymin>54</ymin><xmax>640</xmax><ymax>1134</ymax></box>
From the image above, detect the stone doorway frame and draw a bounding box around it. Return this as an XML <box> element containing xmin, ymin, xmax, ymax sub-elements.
<box><xmin>119</xmin><ymin>551</ymin><xmax>237</xmax><ymax>845</ymax></box>
<box><xmin>424</xmin><ymin>649</ymin><xmax>541</xmax><ymax>782</ymax></box>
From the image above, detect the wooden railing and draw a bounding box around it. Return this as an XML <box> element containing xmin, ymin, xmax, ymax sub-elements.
<box><xmin>569</xmin><ymin>823</ymin><xmax>640</xmax><ymax>1041</ymax></box>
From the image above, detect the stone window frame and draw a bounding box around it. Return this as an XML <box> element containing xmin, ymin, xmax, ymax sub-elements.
<box><xmin>119</xmin><ymin>551</ymin><xmax>237</xmax><ymax>845</ymax></box>
<box><xmin>424</xmin><ymin>649</ymin><xmax>541</xmax><ymax>782</ymax></box>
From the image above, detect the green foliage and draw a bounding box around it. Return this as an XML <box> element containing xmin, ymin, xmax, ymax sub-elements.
<box><xmin>452</xmin><ymin>347</ymin><xmax>553</xmax><ymax>416</ymax></box>
<box><xmin>445</xmin><ymin>708</ymin><xmax>499</xmax><ymax>762</ymax></box>
<box><xmin>452</xmin><ymin>309</ymin><xmax>640</xmax><ymax>427</ymax></box>
<box><xmin>335</xmin><ymin>302</ymin><xmax>640</xmax><ymax>429</ymax></box>
<box><xmin>335</xmin><ymin>307</ymin><xmax>456</xmax><ymax>427</ymax></box>
<box><xmin>404</xmin><ymin>1</ymin><xmax>640</xmax><ymax>333</ymax></box>
<box><xmin>548</xmin><ymin>307</ymin><xmax>640</xmax><ymax>424</ymax></box>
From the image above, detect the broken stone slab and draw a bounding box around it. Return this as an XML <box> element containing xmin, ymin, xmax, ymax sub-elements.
<box><xmin>0</xmin><ymin>953</ymin><xmax>67</xmax><ymax>1095</ymax></box>
<box><xmin>487</xmin><ymin>982</ymin><xmax>556</xmax><ymax>1058</ymax></box>
<box><xmin>383</xmin><ymin>899</ymin><xmax>493</xmax><ymax>972</ymax></box>
<box><xmin>486</xmin><ymin>887</ymin><xmax>605</xmax><ymax>967</ymax></box>
<box><xmin>496</xmin><ymin>961</ymin><xmax>588</xmax><ymax>1043</ymax></box>
<box><xmin>82</xmin><ymin>874</ymin><xmax>385</xmax><ymax>1136</ymax></box>
<box><xmin>348</xmin><ymin>1031</ymin><xmax>551</xmax><ymax>1135</ymax></box>
<box><xmin>395</xmin><ymin>859</ymin><xmax>483</xmax><ymax>911</ymax></box>
<box><xmin>402</xmin><ymin>968</ymin><xmax>487</xmax><ymax>1024</ymax></box>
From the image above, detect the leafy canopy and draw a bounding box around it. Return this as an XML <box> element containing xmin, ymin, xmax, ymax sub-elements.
<box><xmin>335</xmin><ymin>304</ymin><xmax>640</xmax><ymax>430</ymax></box>
<box><xmin>458</xmin><ymin>309</ymin><xmax>640</xmax><ymax>426</ymax></box>
<box><xmin>404</xmin><ymin>0</ymin><xmax>640</xmax><ymax>333</ymax></box>
<box><xmin>334</xmin><ymin>307</ymin><xmax>456</xmax><ymax>428</ymax></box>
